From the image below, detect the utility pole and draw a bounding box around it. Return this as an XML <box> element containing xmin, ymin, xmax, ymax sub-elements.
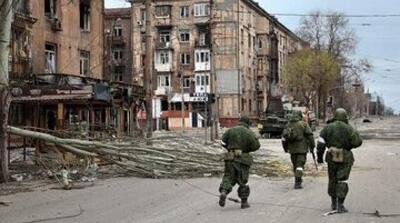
<box><xmin>144</xmin><ymin>0</ymin><xmax>153</xmax><ymax>138</ymax></box>
<box><xmin>236</xmin><ymin>0</ymin><xmax>241</xmax><ymax>116</ymax></box>
<box><xmin>209</xmin><ymin>0</ymin><xmax>218</xmax><ymax>140</ymax></box>
<box><xmin>180</xmin><ymin>74</ymin><xmax>185</xmax><ymax>132</ymax></box>
<box><xmin>204</xmin><ymin>78</ymin><xmax>208</xmax><ymax>143</ymax></box>
<box><xmin>0</xmin><ymin>0</ymin><xmax>12</xmax><ymax>182</ymax></box>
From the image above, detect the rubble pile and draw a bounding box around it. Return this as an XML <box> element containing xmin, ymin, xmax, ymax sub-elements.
<box><xmin>8</xmin><ymin>126</ymin><xmax>292</xmax><ymax>179</ymax></box>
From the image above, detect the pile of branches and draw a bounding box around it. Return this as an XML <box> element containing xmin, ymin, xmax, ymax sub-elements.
<box><xmin>8</xmin><ymin>126</ymin><xmax>291</xmax><ymax>178</ymax></box>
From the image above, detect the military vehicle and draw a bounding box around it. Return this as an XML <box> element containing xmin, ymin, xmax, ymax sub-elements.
<box><xmin>258</xmin><ymin>97</ymin><xmax>288</xmax><ymax>138</ymax></box>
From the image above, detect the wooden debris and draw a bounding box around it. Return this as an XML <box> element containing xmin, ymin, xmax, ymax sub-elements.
<box><xmin>8</xmin><ymin>126</ymin><xmax>291</xmax><ymax>178</ymax></box>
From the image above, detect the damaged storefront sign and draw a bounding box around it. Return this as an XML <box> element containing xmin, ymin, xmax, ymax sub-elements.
<box><xmin>169</xmin><ymin>93</ymin><xmax>208</xmax><ymax>103</ymax></box>
<box><xmin>190</xmin><ymin>92</ymin><xmax>208</xmax><ymax>102</ymax></box>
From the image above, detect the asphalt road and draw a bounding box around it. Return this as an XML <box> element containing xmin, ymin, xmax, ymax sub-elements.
<box><xmin>1</xmin><ymin>119</ymin><xmax>400</xmax><ymax>223</ymax></box>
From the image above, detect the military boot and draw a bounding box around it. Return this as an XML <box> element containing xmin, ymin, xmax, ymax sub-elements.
<box><xmin>219</xmin><ymin>191</ymin><xmax>227</xmax><ymax>207</ymax></box>
<box><xmin>331</xmin><ymin>196</ymin><xmax>337</xmax><ymax>210</ymax></box>
<box><xmin>294</xmin><ymin>177</ymin><xmax>303</xmax><ymax>189</ymax></box>
<box><xmin>337</xmin><ymin>198</ymin><xmax>348</xmax><ymax>213</ymax></box>
<box><xmin>241</xmin><ymin>198</ymin><xmax>250</xmax><ymax>209</ymax></box>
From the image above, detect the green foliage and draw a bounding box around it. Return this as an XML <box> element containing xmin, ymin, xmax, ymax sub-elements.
<box><xmin>283</xmin><ymin>48</ymin><xmax>340</xmax><ymax>106</ymax></box>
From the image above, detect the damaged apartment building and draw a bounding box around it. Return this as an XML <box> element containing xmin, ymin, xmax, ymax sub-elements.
<box><xmin>131</xmin><ymin>0</ymin><xmax>304</xmax><ymax>129</ymax></box>
<box><xmin>9</xmin><ymin>0</ymin><xmax>144</xmax><ymax>139</ymax></box>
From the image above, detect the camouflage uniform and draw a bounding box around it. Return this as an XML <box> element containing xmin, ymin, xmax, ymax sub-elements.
<box><xmin>282</xmin><ymin>111</ymin><xmax>315</xmax><ymax>189</ymax></box>
<box><xmin>219</xmin><ymin>116</ymin><xmax>260</xmax><ymax>209</ymax></box>
<box><xmin>317</xmin><ymin>108</ymin><xmax>362</xmax><ymax>213</ymax></box>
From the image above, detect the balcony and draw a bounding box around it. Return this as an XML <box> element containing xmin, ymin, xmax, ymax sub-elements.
<box><xmin>194</xmin><ymin>17</ymin><xmax>210</xmax><ymax>25</ymax></box>
<box><xmin>111</xmin><ymin>35</ymin><xmax>126</xmax><ymax>46</ymax></box>
<box><xmin>256</xmin><ymin>47</ymin><xmax>269</xmax><ymax>56</ymax></box>
<box><xmin>194</xmin><ymin>49</ymin><xmax>211</xmax><ymax>71</ymax></box>
<box><xmin>195</xmin><ymin>85</ymin><xmax>210</xmax><ymax>94</ymax></box>
<box><xmin>154</xmin><ymin>17</ymin><xmax>172</xmax><ymax>28</ymax></box>
<box><xmin>112</xmin><ymin>58</ymin><xmax>124</xmax><ymax>66</ymax></box>
<box><xmin>155</xmin><ymin>63</ymin><xmax>172</xmax><ymax>72</ymax></box>
<box><xmin>155</xmin><ymin>50</ymin><xmax>173</xmax><ymax>72</ymax></box>
<box><xmin>13</xmin><ymin>11</ymin><xmax>37</xmax><ymax>29</ymax></box>
<box><xmin>155</xmin><ymin>87</ymin><xmax>168</xmax><ymax>96</ymax></box>
<box><xmin>156</xmin><ymin>41</ymin><xmax>173</xmax><ymax>50</ymax></box>
<box><xmin>195</xmin><ymin>40</ymin><xmax>210</xmax><ymax>49</ymax></box>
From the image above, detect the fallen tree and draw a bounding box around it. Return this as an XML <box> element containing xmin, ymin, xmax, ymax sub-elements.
<box><xmin>7</xmin><ymin>126</ymin><xmax>294</xmax><ymax>179</ymax></box>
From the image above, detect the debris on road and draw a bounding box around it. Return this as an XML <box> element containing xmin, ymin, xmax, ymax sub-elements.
<box><xmin>7</xmin><ymin>126</ymin><xmax>294</xmax><ymax>179</ymax></box>
<box><xmin>0</xmin><ymin>201</ymin><xmax>12</xmax><ymax>206</ymax></box>
<box><xmin>363</xmin><ymin>119</ymin><xmax>372</xmax><ymax>123</ymax></box>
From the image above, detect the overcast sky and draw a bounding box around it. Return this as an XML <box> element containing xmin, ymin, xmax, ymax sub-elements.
<box><xmin>106</xmin><ymin>0</ymin><xmax>400</xmax><ymax>112</ymax></box>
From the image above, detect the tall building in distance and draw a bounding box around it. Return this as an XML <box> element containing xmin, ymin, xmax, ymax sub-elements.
<box><xmin>131</xmin><ymin>0</ymin><xmax>304</xmax><ymax>129</ymax></box>
<box><xmin>104</xmin><ymin>7</ymin><xmax>134</xmax><ymax>84</ymax></box>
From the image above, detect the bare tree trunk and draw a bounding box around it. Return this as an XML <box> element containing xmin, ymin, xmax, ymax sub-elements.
<box><xmin>0</xmin><ymin>0</ymin><xmax>12</xmax><ymax>182</ymax></box>
<box><xmin>0</xmin><ymin>88</ymin><xmax>11</xmax><ymax>182</ymax></box>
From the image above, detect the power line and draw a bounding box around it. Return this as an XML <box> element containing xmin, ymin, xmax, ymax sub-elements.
<box><xmin>214</xmin><ymin>8</ymin><xmax>400</xmax><ymax>18</ymax></box>
<box><xmin>272</xmin><ymin>13</ymin><xmax>400</xmax><ymax>18</ymax></box>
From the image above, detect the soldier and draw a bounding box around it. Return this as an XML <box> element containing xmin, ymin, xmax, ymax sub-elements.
<box><xmin>317</xmin><ymin>108</ymin><xmax>362</xmax><ymax>213</ymax></box>
<box><xmin>282</xmin><ymin>110</ymin><xmax>315</xmax><ymax>189</ymax></box>
<box><xmin>219</xmin><ymin>116</ymin><xmax>260</xmax><ymax>209</ymax></box>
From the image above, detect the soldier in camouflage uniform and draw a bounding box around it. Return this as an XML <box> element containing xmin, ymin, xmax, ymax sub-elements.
<box><xmin>219</xmin><ymin>116</ymin><xmax>260</xmax><ymax>209</ymax></box>
<box><xmin>282</xmin><ymin>110</ymin><xmax>315</xmax><ymax>189</ymax></box>
<box><xmin>317</xmin><ymin>108</ymin><xmax>362</xmax><ymax>213</ymax></box>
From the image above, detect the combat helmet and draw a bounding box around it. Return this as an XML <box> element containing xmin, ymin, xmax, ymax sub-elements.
<box><xmin>333</xmin><ymin>108</ymin><xmax>348</xmax><ymax>122</ymax></box>
<box><xmin>289</xmin><ymin>110</ymin><xmax>303</xmax><ymax>122</ymax></box>
<box><xmin>239</xmin><ymin>116</ymin><xmax>251</xmax><ymax>126</ymax></box>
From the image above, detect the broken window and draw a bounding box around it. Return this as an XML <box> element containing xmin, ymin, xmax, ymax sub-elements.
<box><xmin>113</xmin><ymin>25</ymin><xmax>122</xmax><ymax>37</ymax></box>
<box><xmin>140</xmin><ymin>9</ymin><xmax>146</xmax><ymax>22</ymax></box>
<box><xmin>113</xmin><ymin>66</ymin><xmax>124</xmax><ymax>82</ymax></box>
<box><xmin>157</xmin><ymin>51</ymin><xmax>169</xmax><ymax>64</ymax></box>
<box><xmin>248</xmin><ymin>33</ymin><xmax>251</xmax><ymax>48</ymax></box>
<box><xmin>155</xmin><ymin>5</ymin><xmax>171</xmax><ymax>18</ymax></box>
<box><xmin>113</xmin><ymin>49</ymin><xmax>123</xmax><ymax>60</ymax></box>
<box><xmin>249</xmin><ymin>99</ymin><xmax>252</xmax><ymax>112</ymax></box>
<box><xmin>179</xmin><ymin>30</ymin><xmax>190</xmax><ymax>42</ymax></box>
<box><xmin>194</xmin><ymin>3</ymin><xmax>209</xmax><ymax>17</ymax></box>
<box><xmin>45</xmin><ymin>43</ymin><xmax>56</xmax><ymax>73</ymax></box>
<box><xmin>80</xmin><ymin>0</ymin><xmax>90</xmax><ymax>31</ymax></box>
<box><xmin>159</xmin><ymin>30</ymin><xmax>171</xmax><ymax>43</ymax></box>
<box><xmin>199</xmin><ymin>32</ymin><xmax>209</xmax><ymax>46</ymax></box>
<box><xmin>241</xmin><ymin>29</ymin><xmax>244</xmax><ymax>45</ymax></box>
<box><xmin>79</xmin><ymin>50</ymin><xmax>90</xmax><ymax>76</ymax></box>
<box><xmin>258</xmin><ymin>58</ymin><xmax>263</xmax><ymax>71</ymax></box>
<box><xmin>44</xmin><ymin>0</ymin><xmax>56</xmax><ymax>18</ymax></box>
<box><xmin>180</xmin><ymin>6</ymin><xmax>189</xmax><ymax>18</ymax></box>
<box><xmin>141</xmin><ymin>55</ymin><xmax>146</xmax><ymax>66</ymax></box>
<box><xmin>180</xmin><ymin>53</ymin><xmax>190</xmax><ymax>65</ymax></box>
<box><xmin>195</xmin><ymin>73</ymin><xmax>209</xmax><ymax>87</ymax></box>
<box><xmin>195</xmin><ymin>51</ymin><xmax>210</xmax><ymax>63</ymax></box>
<box><xmin>158</xmin><ymin>75</ymin><xmax>170</xmax><ymax>87</ymax></box>
<box><xmin>182</xmin><ymin>77</ymin><xmax>191</xmax><ymax>88</ymax></box>
<box><xmin>14</xmin><ymin>30</ymin><xmax>26</xmax><ymax>58</ymax></box>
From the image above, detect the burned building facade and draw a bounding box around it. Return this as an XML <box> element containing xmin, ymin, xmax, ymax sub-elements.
<box><xmin>131</xmin><ymin>0</ymin><xmax>303</xmax><ymax>129</ymax></box>
<box><xmin>9</xmin><ymin>0</ymin><xmax>143</xmax><ymax>138</ymax></box>
<box><xmin>104</xmin><ymin>7</ymin><xmax>134</xmax><ymax>84</ymax></box>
